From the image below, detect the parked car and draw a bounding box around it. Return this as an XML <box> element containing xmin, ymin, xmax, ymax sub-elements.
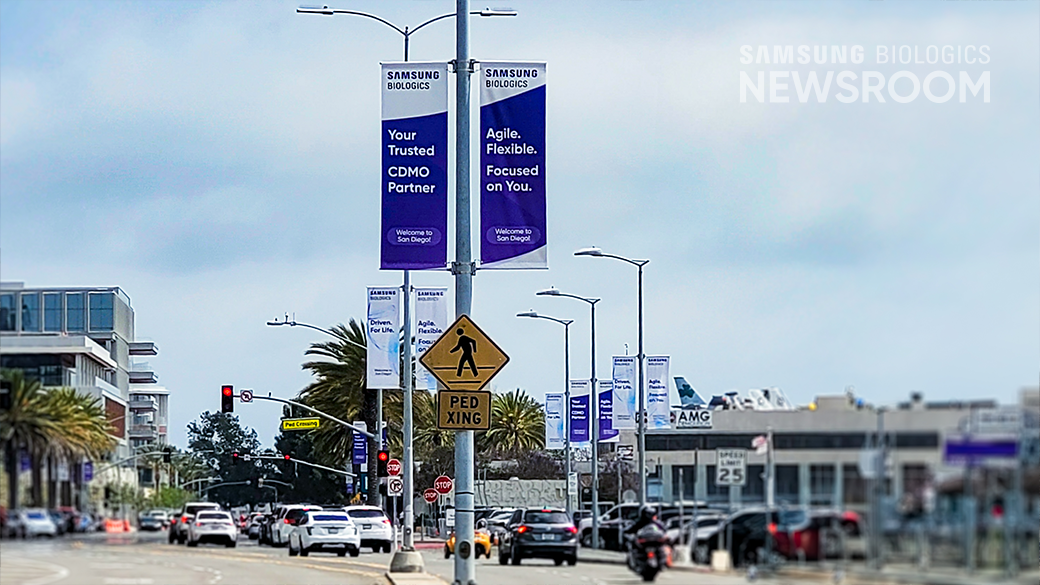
<box><xmin>772</xmin><ymin>509</ymin><xmax>866</xmax><ymax>561</ymax></box>
<box><xmin>343</xmin><ymin>506</ymin><xmax>393</xmax><ymax>553</ymax></box>
<box><xmin>288</xmin><ymin>510</ymin><xmax>360</xmax><ymax>557</ymax></box>
<box><xmin>498</xmin><ymin>508</ymin><xmax>578</xmax><ymax>566</ymax></box>
<box><xmin>169</xmin><ymin>502</ymin><xmax>221</xmax><ymax>544</ymax></box>
<box><xmin>578</xmin><ymin>503</ymin><xmax>641</xmax><ymax>549</ymax></box>
<box><xmin>16</xmin><ymin>509</ymin><xmax>58</xmax><ymax>538</ymax></box>
<box><xmin>696</xmin><ymin>508</ymin><xmax>807</xmax><ymax>567</ymax></box>
<box><xmin>186</xmin><ymin>510</ymin><xmax>237</xmax><ymax>548</ymax></box>
<box><xmin>273</xmin><ymin>505</ymin><xmax>323</xmax><ymax>547</ymax></box>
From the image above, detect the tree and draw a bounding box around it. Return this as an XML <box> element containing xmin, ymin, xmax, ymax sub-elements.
<box><xmin>272</xmin><ymin>427</ymin><xmax>348</xmax><ymax>505</ymax></box>
<box><xmin>186</xmin><ymin>411</ymin><xmax>273</xmax><ymax>508</ymax></box>
<box><xmin>1</xmin><ymin>369</ymin><xmax>114</xmax><ymax>508</ymax></box>
<box><xmin>481</xmin><ymin>388</ymin><xmax>545</xmax><ymax>455</ymax></box>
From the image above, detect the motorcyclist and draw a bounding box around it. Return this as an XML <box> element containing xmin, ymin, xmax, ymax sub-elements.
<box><xmin>624</xmin><ymin>505</ymin><xmax>664</xmax><ymax>538</ymax></box>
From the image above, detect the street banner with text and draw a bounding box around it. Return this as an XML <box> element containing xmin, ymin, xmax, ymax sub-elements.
<box><xmin>380</xmin><ymin>62</ymin><xmax>448</xmax><ymax>270</ymax></box>
<box><xmin>612</xmin><ymin>356</ymin><xmax>637</xmax><ymax>430</ymax></box>
<box><xmin>646</xmin><ymin>356</ymin><xmax>671</xmax><ymax>429</ymax></box>
<box><xmin>414</xmin><ymin>287</ymin><xmax>448</xmax><ymax>390</ymax></box>
<box><xmin>352</xmin><ymin>420</ymin><xmax>368</xmax><ymax>469</ymax></box>
<box><xmin>598</xmin><ymin>380</ymin><xmax>619</xmax><ymax>442</ymax></box>
<box><xmin>479</xmin><ymin>61</ymin><xmax>547</xmax><ymax>269</ymax></box>
<box><xmin>367</xmin><ymin>287</ymin><xmax>400</xmax><ymax>389</ymax></box>
<box><xmin>569</xmin><ymin>379</ymin><xmax>590</xmax><ymax>444</ymax></box>
<box><xmin>545</xmin><ymin>393</ymin><xmax>565</xmax><ymax>449</ymax></box>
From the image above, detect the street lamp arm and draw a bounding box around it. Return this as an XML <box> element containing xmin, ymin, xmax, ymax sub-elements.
<box><xmin>516</xmin><ymin>312</ymin><xmax>573</xmax><ymax>326</ymax></box>
<box><xmin>410</xmin><ymin>12</ymin><xmax>459</xmax><ymax>35</ymax></box>
<box><xmin>297</xmin><ymin>7</ymin><xmax>407</xmax><ymax>35</ymax></box>
<box><xmin>266</xmin><ymin>317</ymin><xmax>368</xmax><ymax>351</ymax></box>
<box><xmin>248</xmin><ymin>394</ymin><xmax>374</xmax><ymax>439</ymax></box>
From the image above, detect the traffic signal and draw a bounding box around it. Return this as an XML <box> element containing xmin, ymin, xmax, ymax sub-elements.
<box><xmin>231</xmin><ymin>451</ymin><xmax>240</xmax><ymax>465</ymax></box>
<box><xmin>377</xmin><ymin>450</ymin><xmax>389</xmax><ymax>477</ymax></box>
<box><xmin>257</xmin><ymin>477</ymin><xmax>264</xmax><ymax>488</ymax></box>
<box><xmin>283</xmin><ymin>454</ymin><xmax>291</xmax><ymax>460</ymax></box>
<box><xmin>163</xmin><ymin>448</ymin><xmax>172</xmax><ymax>464</ymax></box>
<box><xmin>221</xmin><ymin>385</ymin><xmax>234</xmax><ymax>413</ymax></box>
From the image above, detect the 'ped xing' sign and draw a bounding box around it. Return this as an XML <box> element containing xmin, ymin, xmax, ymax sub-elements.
<box><xmin>437</xmin><ymin>390</ymin><xmax>492</xmax><ymax>430</ymax></box>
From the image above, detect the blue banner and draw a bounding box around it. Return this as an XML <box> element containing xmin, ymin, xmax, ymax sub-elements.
<box><xmin>381</xmin><ymin>62</ymin><xmax>449</xmax><ymax>270</ymax></box>
<box><xmin>83</xmin><ymin>460</ymin><xmax>93</xmax><ymax>482</ymax></box>
<box><xmin>569</xmin><ymin>380</ymin><xmax>590</xmax><ymax>444</ymax></box>
<box><xmin>352</xmin><ymin>421</ymin><xmax>368</xmax><ymax>466</ymax></box>
<box><xmin>598</xmin><ymin>380</ymin><xmax>619</xmax><ymax>442</ymax></box>
<box><xmin>480</xmin><ymin>62</ymin><xmax>547</xmax><ymax>269</ymax></box>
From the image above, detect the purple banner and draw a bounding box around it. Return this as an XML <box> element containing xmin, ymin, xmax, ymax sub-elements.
<box><xmin>569</xmin><ymin>380</ymin><xmax>590</xmax><ymax>443</ymax></box>
<box><xmin>19</xmin><ymin>451</ymin><xmax>30</xmax><ymax>472</ymax></box>
<box><xmin>380</xmin><ymin>62</ymin><xmax>449</xmax><ymax>270</ymax></box>
<box><xmin>83</xmin><ymin>461</ymin><xmax>93</xmax><ymax>482</ymax></box>
<box><xmin>480</xmin><ymin>62</ymin><xmax>547</xmax><ymax>269</ymax></box>
<box><xmin>598</xmin><ymin>380</ymin><xmax>619</xmax><ymax>442</ymax></box>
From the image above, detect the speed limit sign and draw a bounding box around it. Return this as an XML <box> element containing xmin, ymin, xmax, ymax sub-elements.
<box><xmin>715</xmin><ymin>449</ymin><xmax>747</xmax><ymax>486</ymax></box>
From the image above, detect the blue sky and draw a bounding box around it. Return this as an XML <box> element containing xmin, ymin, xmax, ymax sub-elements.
<box><xmin>2</xmin><ymin>1</ymin><xmax>1037</xmax><ymax>448</ymax></box>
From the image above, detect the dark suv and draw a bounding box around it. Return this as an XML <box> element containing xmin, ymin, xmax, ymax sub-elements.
<box><xmin>498</xmin><ymin>508</ymin><xmax>578</xmax><ymax>566</ymax></box>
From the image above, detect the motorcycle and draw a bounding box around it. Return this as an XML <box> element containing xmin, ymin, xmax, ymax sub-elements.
<box><xmin>625</xmin><ymin>523</ymin><xmax>672</xmax><ymax>582</ymax></box>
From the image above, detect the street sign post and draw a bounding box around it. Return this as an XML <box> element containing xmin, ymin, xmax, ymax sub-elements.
<box><xmin>388</xmin><ymin>477</ymin><xmax>404</xmax><ymax>497</ymax></box>
<box><xmin>423</xmin><ymin>488</ymin><xmax>439</xmax><ymax>504</ymax></box>
<box><xmin>434</xmin><ymin>475</ymin><xmax>453</xmax><ymax>495</ymax></box>
<box><xmin>436</xmin><ymin>390</ymin><xmax>492</xmax><ymax>430</ymax></box>
<box><xmin>281</xmin><ymin>418</ymin><xmax>321</xmax><ymax>431</ymax></box>
<box><xmin>387</xmin><ymin>458</ymin><xmax>402</xmax><ymax>476</ymax></box>
<box><xmin>419</xmin><ymin>314</ymin><xmax>509</xmax><ymax>391</ymax></box>
<box><xmin>715</xmin><ymin>449</ymin><xmax>747</xmax><ymax>486</ymax></box>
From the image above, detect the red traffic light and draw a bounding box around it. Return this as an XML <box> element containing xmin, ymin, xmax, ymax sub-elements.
<box><xmin>378</xmin><ymin>451</ymin><xmax>389</xmax><ymax>462</ymax></box>
<box><xmin>222</xmin><ymin>386</ymin><xmax>233</xmax><ymax>397</ymax></box>
<box><xmin>283</xmin><ymin>454</ymin><xmax>291</xmax><ymax>460</ymax></box>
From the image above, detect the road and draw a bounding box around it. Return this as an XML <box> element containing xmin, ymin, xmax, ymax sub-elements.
<box><xmin>0</xmin><ymin>531</ymin><xmax>800</xmax><ymax>585</ymax></box>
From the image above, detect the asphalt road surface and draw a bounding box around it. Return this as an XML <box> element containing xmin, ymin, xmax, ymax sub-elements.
<box><xmin>1</xmin><ymin>531</ymin><xmax>800</xmax><ymax>585</ymax></box>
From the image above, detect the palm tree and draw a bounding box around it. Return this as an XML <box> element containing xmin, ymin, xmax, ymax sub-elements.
<box><xmin>413</xmin><ymin>389</ymin><xmax>454</xmax><ymax>453</ymax></box>
<box><xmin>481</xmin><ymin>388</ymin><xmax>545</xmax><ymax>455</ymax></box>
<box><xmin>1</xmin><ymin>369</ymin><xmax>114</xmax><ymax>508</ymax></box>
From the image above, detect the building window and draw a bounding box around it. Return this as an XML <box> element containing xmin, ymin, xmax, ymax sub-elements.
<box><xmin>20</xmin><ymin>293</ymin><xmax>40</xmax><ymax>332</ymax></box>
<box><xmin>671</xmin><ymin>465</ymin><xmax>696</xmax><ymax>501</ymax></box>
<box><xmin>66</xmin><ymin>293</ymin><xmax>85</xmax><ymax>332</ymax></box>
<box><xmin>43</xmin><ymin>293</ymin><xmax>62</xmax><ymax>332</ymax></box>
<box><xmin>0</xmin><ymin>293</ymin><xmax>15</xmax><ymax>331</ymax></box>
<box><xmin>89</xmin><ymin>293</ymin><xmax>114</xmax><ymax>332</ymax></box>
<box><xmin>775</xmin><ymin>465</ymin><xmax>800</xmax><ymax>505</ymax></box>
<box><xmin>810</xmin><ymin>464</ymin><xmax>836</xmax><ymax>506</ymax></box>
<box><xmin>843</xmin><ymin>464</ymin><xmax>868</xmax><ymax>505</ymax></box>
<box><xmin>744</xmin><ymin>464</ymin><xmax>765</xmax><ymax>503</ymax></box>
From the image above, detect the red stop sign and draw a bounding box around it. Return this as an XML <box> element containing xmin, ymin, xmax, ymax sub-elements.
<box><xmin>387</xmin><ymin>458</ymin><xmax>402</xmax><ymax>476</ymax></box>
<box><xmin>423</xmin><ymin>488</ymin><xmax>439</xmax><ymax>503</ymax></box>
<box><xmin>434</xmin><ymin>475</ymin><xmax>453</xmax><ymax>494</ymax></box>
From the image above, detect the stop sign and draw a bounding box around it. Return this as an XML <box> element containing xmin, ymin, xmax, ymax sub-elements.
<box><xmin>387</xmin><ymin>458</ymin><xmax>402</xmax><ymax>476</ymax></box>
<box><xmin>423</xmin><ymin>488</ymin><xmax>439</xmax><ymax>503</ymax></box>
<box><xmin>434</xmin><ymin>475</ymin><xmax>453</xmax><ymax>494</ymax></box>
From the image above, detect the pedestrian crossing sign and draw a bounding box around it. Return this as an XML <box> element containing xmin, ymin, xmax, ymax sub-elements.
<box><xmin>419</xmin><ymin>314</ymin><xmax>509</xmax><ymax>391</ymax></box>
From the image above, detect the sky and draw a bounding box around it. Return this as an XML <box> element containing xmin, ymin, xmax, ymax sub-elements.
<box><xmin>2</xmin><ymin>0</ymin><xmax>1037</xmax><ymax>449</ymax></box>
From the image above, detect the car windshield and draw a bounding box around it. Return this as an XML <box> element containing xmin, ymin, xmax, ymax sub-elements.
<box><xmin>26</xmin><ymin>512</ymin><xmax>48</xmax><ymax>520</ymax></box>
<box><xmin>523</xmin><ymin>511</ymin><xmax>570</xmax><ymax>524</ymax></box>
<box><xmin>311</xmin><ymin>514</ymin><xmax>350</xmax><ymax>522</ymax></box>
<box><xmin>197</xmin><ymin>513</ymin><xmax>228</xmax><ymax>520</ymax></box>
<box><xmin>186</xmin><ymin>505</ymin><xmax>218</xmax><ymax>515</ymax></box>
<box><xmin>776</xmin><ymin>510</ymin><xmax>807</xmax><ymax>528</ymax></box>
<box><xmin>347</xmin><ymin>510</ymin><xmax>386</xmax><ymax>519</ymax></box>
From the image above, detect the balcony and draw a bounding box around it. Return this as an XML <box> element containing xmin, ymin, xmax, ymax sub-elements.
<box><xmin>128</xmin><ymin>341</ymin><xmax>158</xmax><ymax>356</ymax></box>
<box><xmin>129</xmin><ymin>423</ymin><xmax>158</xmax><ymax>440</ymax></box>
<box><xmin>129</xmin><ymin>370</ymin><xmax>158</xmax><ymax>384</ymax></box>
<box><xmin>128</xmin><ymin>397</ymin><xmax>157</xmax><ymax>412</ymax></box>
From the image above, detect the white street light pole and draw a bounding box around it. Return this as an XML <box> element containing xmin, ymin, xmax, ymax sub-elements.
<box><xmin>536</xmin><ymin>288</ymin><xmax>602</xmax><ymax>547</ymax></box>
<box><xmin>575</xmin><ymin>247</ymin><xmax>650</xmax><ymax>506</ymax></box>
<box><xmin>517</xmin><ymin>311</ymin><xmax>574</xmax><ymax>518</ymax></box>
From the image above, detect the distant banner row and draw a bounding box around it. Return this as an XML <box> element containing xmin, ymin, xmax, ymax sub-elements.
<box><xmin>380</xmin><ymin>61</ymin><xmax>547</xmax><ymax>271</ymax></box>
<box><xmin>545</xmin><ymin>355</ymin><xmax>673</xmax><ymax>448</ymax></box>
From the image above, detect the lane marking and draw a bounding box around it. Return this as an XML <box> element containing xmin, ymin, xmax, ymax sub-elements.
<box><xmin>139</xmin><ymin>547</ymin><xmax>382</xmax><ymax>578</ymax></box>
<box><xmin>4</xmin><ymin>557</ymin><xmax>71</xmax><ymax>585</ymax></box>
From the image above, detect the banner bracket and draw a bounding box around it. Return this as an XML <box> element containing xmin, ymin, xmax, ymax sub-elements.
<box><xmin>450</xmin><ymin>261</ymin><xmax>477</xmax><ymax>276</ymax></box>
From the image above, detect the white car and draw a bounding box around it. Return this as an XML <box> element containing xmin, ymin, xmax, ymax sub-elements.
<box><xmin>16</xmin><ymin>509</ymin><xmax>58</xmax><ymax>538</ymax></box>
<box><xmin>186</xmin><ymin>511</ymin><xmax>237</xmax><ymax>548</ymax></box>
<box><xmin>288</xmin><ymin>510</ymin><xmax>360</xmax><ymax>557</ymax></box>
<box><xmin>343</xmin><ymin>505</ymin><xmax>392</xmax><ymax>553</ymax></box>
<box><xmin>273</xmin><ymin>505</ymin><xmax>323</xmax><ymax>547</ymax></box>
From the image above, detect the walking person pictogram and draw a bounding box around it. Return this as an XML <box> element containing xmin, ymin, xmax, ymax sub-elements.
<box><xmin>450</xmin><ymin>328</ymin><xmax>478</xmax><ymax>377</ymax></box>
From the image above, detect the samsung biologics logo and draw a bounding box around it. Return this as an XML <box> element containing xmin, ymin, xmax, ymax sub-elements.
<box><xmin>386</xmin><ymin>69</ymin><xmax>440</xmax><ymax>91</ymax></box>
<box><xmin>739</xmin><ymin>44</ymin><xmax>991</xmax><ymax>104</ymax></box>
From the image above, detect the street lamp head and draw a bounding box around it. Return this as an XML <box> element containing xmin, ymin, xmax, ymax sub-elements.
<box><xmin>297</xmin><ymin>6</ymin><xmax>334</xmax><ymax>16</ymax></box>
<box><xmin>536</xmin><ymin>287</ymin><xmax>560</xmax><ymax>296</ymax></box>
<box><xmin>478</xmin><ymin>8</ymin><xmax>518</xmax><ymax>17</ymax></box>
<box><xmin>516</xmin><ymin>311</ymin><xmax>539</xmax><ymax>318</ymax></box>
<box><xmin>574</xmin><ymin>247</ymin><xmax>603</xmax><ymax>257</ymax></box>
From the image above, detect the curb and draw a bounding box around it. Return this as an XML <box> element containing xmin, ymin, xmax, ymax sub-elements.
<box><xmin>385</xmin><ymin>571</ymin><xmax>449</xmax><ymax>585</ymax></box>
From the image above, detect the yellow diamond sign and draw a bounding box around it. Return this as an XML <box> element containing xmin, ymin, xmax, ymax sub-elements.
<box><xmin>419</xmin><ymin>314</ymin><xmax>509</xmax><ymax>391</ymax></box>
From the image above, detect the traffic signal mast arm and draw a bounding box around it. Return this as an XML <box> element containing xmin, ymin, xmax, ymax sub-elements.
<box><xmin>255</xmin><ymin>454</ymin><xmax>357</xmax><ymax>478</ymax></box>
<box><xmin>96</xmin><ymin>450</ymin><xmax>172</xmax><ymax>474</ymax></box>
<box><xmin>244</xmin><ymin>394</ymin><xmax>375</xmax><ymax>438</ymax></box>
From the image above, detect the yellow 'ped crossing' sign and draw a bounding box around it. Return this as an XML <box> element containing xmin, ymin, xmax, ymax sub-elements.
<box><xmin>420</xmin><ymin>314</ymin><xmax>509</xmax><ymax>431</ymax></box>
<box><xmin>281</xmin><ymin>418</ymin><xmax>320</xmax><ymax>431</ymax></box>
